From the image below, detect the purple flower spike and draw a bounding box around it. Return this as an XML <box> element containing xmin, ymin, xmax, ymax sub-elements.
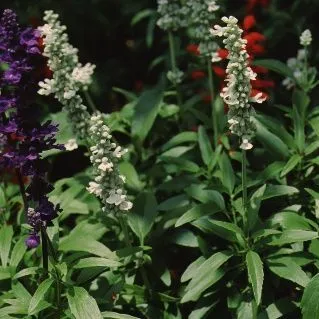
<box><xmin>0</xmin><ymin>9</ymin><xmax>63</xmax><ymax>245</ymax></box>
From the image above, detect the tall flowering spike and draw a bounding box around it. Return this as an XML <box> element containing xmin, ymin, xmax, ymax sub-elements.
<box><xmin>157</xmin><ymin>0</ymin><xmax>188</xmax><ymax>32</ymax></box>
<box><xmin>38</xmin><ymin>10</ymin><xmax>95</xmax><ymax>140</ymax></box>
<box><xmin>0</xmin><ymin>9</ymin><xmax>62</xmax><ymax>247</ymax></box>
<box><xmin>87</xmin><ymin>113</ymin><xmax>133</xmax><ymax>213</ymax></box>
<box><xmin>187</xmin><ymin>0</ymin><xmax>220</xmax><ymax>56</ymax></box>
<box><xmin>210</xmin><ymin>16</ymin><xmax>266</xmax><ymax>150</ymax></box>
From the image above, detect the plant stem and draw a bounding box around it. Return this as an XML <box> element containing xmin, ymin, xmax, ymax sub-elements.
<box><xmin>118</xmin><ymin>215</ymin><xmax>152</xmax><ymax>296</ymax></box>
<box><xmin>168</xmin><ymin>31</ymin><xmax>182</xmax><ymax>108</ymax></box>
<box><xmin>207</xmin><ymin>57</ymin><xmax>218</xmax><ymax>148</ymax></box>
<box><xmin>242</xmin><ymin>149</ymin><xmax>248</xmax><ymax>234</ymax></box>
<box><xmin>15</xmin><ymin>168</ymin><xmax>28</xmax><ymax>216</ymax></box>
<box><xmin>41</xmin><ymin>227</ymin><xmax>49</xmax><ymax>275</ymax></box>
<box><xmin>84</xmin><ymin>90</ymin><xmax>97</xmax><ymax>112</ymax></box>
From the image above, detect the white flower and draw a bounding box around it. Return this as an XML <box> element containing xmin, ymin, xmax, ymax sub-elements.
<box><xmin>119</xmin><ymin>201</ymin><xmax>133</xmax><ymax>211</ymax></box>
<box><xmin>250</xmin><ymin>93</ymin><xmax>266</xmax><ymax>104</ymax></box>
<box><xmin>72</xmin><ymin>63</ymin><xmax>95</xmax><ymax>88</ymax></box>
<box><xmin>87</xmin><ymin>182</ymin><xmax>102</xmax><ymax>196</ymax></box>
<box><xmin>65</xmin><ymin>138</ymin><xmax>78</xmax><ymax>151</ymax></box>
<box><xmin>211</xmin><ymin>51</ymin><xmax>222</xmax><ymax>62</ymax></box>
<box><xmin>63</xmin><ymin>90</ymin><xmax>76</xmax><ymax>100</ymax></box>
<box><xmin>38</xmin><ymin>79</ymin><xmax>54</xmax><ymax>95</ymax></box>
<box><xmin>208</xmin><ymin>1</ymin><xmax>219</xmax><ymax>12</ymax></box>
<box><xmin>240</xmin><ymin>139</ymin><xmax>253</xmax><ymax>150</ymax></box>
<box><xmin>88</xmin><ymin>113</ymin><xmax>133</xmax><ymax>213</ymax></box>
<box><xmin>300</xmin><ymin>29</ymin><xmax>312</xmax><ymax>46</ymax></box>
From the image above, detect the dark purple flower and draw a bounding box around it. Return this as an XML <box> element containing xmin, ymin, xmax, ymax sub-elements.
<box><xmin>0</xmin><ymin>9</ymin><xmax>63</xmax><ymax>247</ymax></box>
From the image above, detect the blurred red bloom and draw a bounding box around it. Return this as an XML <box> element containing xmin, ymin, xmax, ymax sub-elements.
<box><xmin>212</xmin><ymin>66</ymin><xmax>226</xmax><ymax>78</ymax></box>
<box><xmin>243</xmin><ymin>15</ymin><xmax>256</xmax><ymax>31</ymax></box>
<box><xmin>191</xmin><ymin>70</ymin><xmax>206</xmax><ymax>80</ymax></box>
<box><xmin>202</xmin><ymin>94</ymin><xmax>212</xmax><ymax>103</ymax></box>
<box><xmin>252</xmin><ymin>79</ymin><xmax>275</xmax><ymax>89</ymax></box>
<box><xmin>217</xmin><ymin>48</ymin><xmax>229</xmax><ymax>60</ymax></box>
<box><xmin>186</xmin><ymin>44</ymin><xmax>200</xmax><ymax>55</ymax></box>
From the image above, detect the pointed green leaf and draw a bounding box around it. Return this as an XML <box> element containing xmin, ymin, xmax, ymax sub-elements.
<box><xmin>67</xmin><ymin>287</ymin><xmax>103</xmax><ymax>319</ymax></box>
<box><xmin>246</xmin><ymin>251</ymin><xmax>264</xmax><ymax>305</ymax></box>
<box><xmin>28</xmin><ymin>278</ymin><xmax>54</xmax><ymax>315</ymax></box>
<box><xmin>198</xmin><ymin>126</ymin><xmax>213</xmax><ymax>167</ymax></box>
<box><xmin>0</xmin><ymin>225</ymin><xmax>13</xmax><ymax>267</ymax></box>
<box><xmin>301</xmin><ymin>273</ymin><xmax>319</xmax><ymax>319</ymax></box>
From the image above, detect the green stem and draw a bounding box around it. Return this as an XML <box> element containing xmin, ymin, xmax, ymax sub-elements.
<box><xmin>84</xmin><ymin>90</ymin><xmax>97</xmax><ymax>113</ymax></box>
<box><xmin>207</xmin><ymin>57</ymin><xmax>218</xmax><ymax>148</ymax></box>
<box><xmin>168</xmin><ymin>31</ymin><xmax>182</xmax><ymax>108</ymax></box>
<box><xmin>242</xmin><ymin>149</ymin><xmax>248</xmax><ymax>234</ymax></box>
<box><xmin>118</xmin><ymin>215</ymin><xmax>152</xmax><ymax>296</ymax></box>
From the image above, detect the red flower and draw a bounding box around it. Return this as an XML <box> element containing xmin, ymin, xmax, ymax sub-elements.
<box><xmin>217</xmin><ymin>48</ymin><xmax>229</xmax><ymax>60</ymax></box>
<box><xmin>252</xmin><ymin>65</ymin><xmax>268</xmax><ymax>74</ymax></box>
<box><xmin>212</xmin><ymin>66</ymin><xmax>226</xmax><ymax>78</ymax></box>
<box><xmin>252</xmin><ymin>79</ymin><xmax>275</xmax><ymax>89</ymax></box>
<box><xmin>243</xmin><ymin>15</ymin><xmax>256</xmax><ymax>31</ymax></box>
<box><xmin>245</xmin><ymin>32</ymin><xmax>266</xmax><ymax>56</ymax></box>
<box><xmin>186</xmin><ymin>44</ymin><xmax>200</xmax><ymax>55</ymax></box>
<box><xmin>191</xmin><ymin>70</ymin><xmax>206</xmax><ymax>80</ymax></box>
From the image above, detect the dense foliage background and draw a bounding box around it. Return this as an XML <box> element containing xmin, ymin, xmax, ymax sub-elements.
<box><xmin>1</xmin><ymin>0</ymin><xmax>319</xmax><ymax>318</ymax></box>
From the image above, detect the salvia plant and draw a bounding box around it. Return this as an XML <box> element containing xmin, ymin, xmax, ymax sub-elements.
<box><xmin>2</xmin><ymin>1</ymin><xmax>319</xmax><ymax>319</ymax></box>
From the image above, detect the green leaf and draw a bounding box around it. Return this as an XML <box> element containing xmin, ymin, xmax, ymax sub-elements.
<box><xmin>0</xmin><ymin>225</ymin><xmax>13</xmax><ymax>267</ymax></box>
<box><xmin>268</xmin><ymin>230</ymin><xmax>318</xmax><ymax>246</ymax></box>
<box><xmin>237</xmin><ymin>300</ymin><xmax>257</xmax><ymax>319</ymax></box>
<box><xmin>128</xmin><ymin>192</ymin><xmax>157</xmax><ymax>244</ymax></box>
<box><xmin>192</xmin><ymin>218</ymin><xmax>245</xmax><ymax>247</ymax></box>
<box><xmin>267</xmin><ymin>212</ymin><xmax>313</xmax><ymax>231</ymax></box>
<box><xmin>254</xmin><ymin>119</ymin><xmax>289</xmax><ymax>160</ymax></box>
<box><xmin>161</xmin><ymin>131</ymin><xmax>197</xmax><ymax>151</ymax></box>
<box><xmin>262</xmin><ymin>185</ymin><xmax>299</xmax><ymax>200</ymax></box>
<box><xmin>131</xmin><ymin>9</ymin><xmax>155</xmax><ymax>25</ymax></box>
<box><xmin>309</xmin><ymin>116</ymin><xmax>319</xmax><ymax>137</ymax></box>
<box><xmin>185</xmin><ymin>184</ymin><xmax>225</xmax><ymax>209</ymax></box>
<box><xmin>169</xmin><ymin>229</ymin><xmax>198</xmax><ymax>247</ymax></box>
<box><xmin>253</xmin><ymin>59</ymin><xmax>293</xmax><ymax>77</ymax></box>
<box><xmin>305</xmin><ymin>140</ymin><xmax>319</xmax><ymax>156</ymax></box>
<box><xmin>102</xmin><ymin>312</ymin><xmax>140</xmax><ymax>319</ymax></box>
<box><xmin>67</xmin><ymin>287</ymin><xmax>103</xmax><ymax>319</ymax></box>
<box><xmin>181</xmin><ymin>256</ymin><xmax>205</xmax><ymax>283</ymax></box>
<box><xmin>248</xmin><ymin>184</ymin><xmax>267</xmax><ymax>230</ymax></box>
<box><xmin>218</xmin><ymin>152</ymin><xmax>235</xmax><ymax>194</ymax></box>
<box><xmin>28</xmin><ymin>278</ymin><xmax>54</xmax><ymax>315</ymax></box>
<box><xmin>246</xmin><ymin>251</ymin><xmax>264</xmax><ymax>305</ymax></box>
<box><xmin>181</xmin><ymin>251</ymin><xmax>232</xmax><ymax>303</ymax></box>
<box><xmin>59</xmin><ymin>237</ymin><xmax>117</xmax><ymax>260</ymax></box>
<box><xmin>10</xmin><ymin>237</ymin><xmax>27</xmax><ymax>268</ymax></box>
<box><xmin>292</xmin><ymin>105</ymin><xmax>305</xmax><ymax>153</ymax></box>
<box><xmin>258</xmin><ymin>298</ymin><xmax>297</xmax><ymax>319</ymax></box>
<box><xmin>74</xmin><ymin>257</ymin><xmax>121</xmax><ymax>269</ymax></box>
<box><xmin>268</xmin><ymin>257</ymin><xmax>310</xmax><ymax>287</ymax></box>
<box><xmin>158</xmin><ymin>194</ymin><xmax>189</xmax><ymax>211</ymax></box>
<box><xmin>280</xmin><ymin>154</ymin><xmax>301</xmax><ymax>177</ymax></box>
<box><xmin>175</xmin><ymin>203</ymin><xmax>221</xmax><ymax>227</ymax></box>
<box><xmin>131</xmin><ymin>81</ymin><xmax>164</xmax><ymax>145</ymax></box>
<box><xmin>119</xmin><ymin>161</ymin><xmax>144</xmax><ymax>191</ymax></box>
<box><xmin>12</xmin><ymin>281</ymin><xmax>32</xmax><ymax>310</ymax></box>
<box><xmin>301</xmin><ymin>273</ymin><xmax>319</xmax><ymax>319</ymax></box>
<box><xmin>198</xmin><ymin>126</ymin><xmax>213</xmax><ymax>167</ymax></box>
<box><xmin>160</xmin><ymin>156</ymin><xmax>200</xmax><ymax>173</ymax></box>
